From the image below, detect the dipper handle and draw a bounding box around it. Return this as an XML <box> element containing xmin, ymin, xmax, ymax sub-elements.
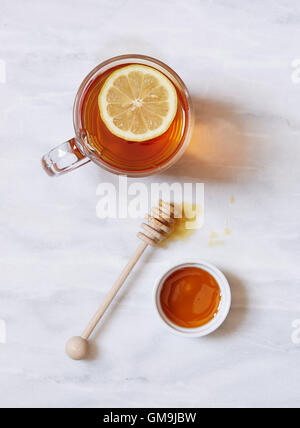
<box><xmin>81</xmin><ymin>240</ymin><xmax>148</xmax><ymax>340</ymax></box>
<box><xmin>66</xmin><ymin>201</ymin><xmax>175</xmax><ymax>360</ymax></box>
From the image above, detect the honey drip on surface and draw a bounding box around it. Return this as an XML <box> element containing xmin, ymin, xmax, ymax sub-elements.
<box><xmin>161</xmin><ymin>203</ymin><xmax>202</xmax><ymax>247</ymax></box>
<box><xmin>160</xmin><ymin>266</ymin><xmax>221</xmax><ymax>328</ymax></box>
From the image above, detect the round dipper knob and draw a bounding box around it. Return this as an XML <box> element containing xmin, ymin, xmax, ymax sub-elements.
<box><xmin>65</xmin><ymin>201</ymin><xmax>175</xmax><ymax>361</ymax></box>
<box><xmin>66</xmin><ymin>336</ymin><xmax>88</xmax><ymax>360</ymax></box>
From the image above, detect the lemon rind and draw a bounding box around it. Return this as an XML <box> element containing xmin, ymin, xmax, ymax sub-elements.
<box><xmin>98</xmin><ymin>64</ymin><xmax>178</xmax><ymax>142</ymax></box>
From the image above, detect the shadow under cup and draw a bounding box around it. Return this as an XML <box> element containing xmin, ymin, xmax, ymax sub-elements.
<box><xmin>42</xmin><ymin>55</ymin><xmax>194</xmax><ymax>177</ymax></box>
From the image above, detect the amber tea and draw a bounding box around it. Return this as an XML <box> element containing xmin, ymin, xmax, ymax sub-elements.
<box><xmin>80</xmin><ymin>63</ymin><xmax>189</xmax><ymax>173</ymax></box>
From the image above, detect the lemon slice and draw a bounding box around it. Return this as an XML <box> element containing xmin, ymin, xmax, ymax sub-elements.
<box><xmin>98</xmin><ymin>64</ymin><xmax>178</xmax><ymax>142</ymax></box>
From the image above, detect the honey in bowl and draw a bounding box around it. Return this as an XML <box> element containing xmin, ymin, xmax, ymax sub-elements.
<box><xmin>160</xmin><ymin>266</ymin><xmax>221</xmax><ymax>328</ymax></box>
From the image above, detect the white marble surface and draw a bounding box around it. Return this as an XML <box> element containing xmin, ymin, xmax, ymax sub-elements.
<box><xmin>1</xmin><ymin>0</ymin><xmax>300</xmax><ymax>408</ymax></box>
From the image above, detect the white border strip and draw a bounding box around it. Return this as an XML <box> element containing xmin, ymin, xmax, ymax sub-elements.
<box><xmin>0</xmin><ymin>319</ymin><xmax>7</xmax><ymax>344</ymax></box>
<box><xmin>0</xmin><ymin>60</ymin><xmax>6</xmax><ymax>83</ymax></box>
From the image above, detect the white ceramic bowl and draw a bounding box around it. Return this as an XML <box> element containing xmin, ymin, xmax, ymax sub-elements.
<box><xmin>153</xmin><ymin>261</ymin><xmax>231</xmax><ymax>337</ymax></box>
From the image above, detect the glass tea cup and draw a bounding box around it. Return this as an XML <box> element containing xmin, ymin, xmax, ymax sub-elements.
<box><xmin>42</xmin><ymin>54</ymin><xmax>194</xmax><ymax>177</ymax></box>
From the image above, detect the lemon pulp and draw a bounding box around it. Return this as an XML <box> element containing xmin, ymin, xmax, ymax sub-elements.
<box><xmin>98</xmin><ymin>64</ymin><xmax>178</xmax><ymax>142</ymax></box>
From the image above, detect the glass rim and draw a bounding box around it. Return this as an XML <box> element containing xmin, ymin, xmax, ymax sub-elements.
<box><xmin>73</xmin><ymin>54</ymin><xmax>194</xmax><ymax>177</ymax></box>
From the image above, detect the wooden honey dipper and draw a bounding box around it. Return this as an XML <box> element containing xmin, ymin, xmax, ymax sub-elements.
<box><xmin>66</xmin><ymin>201</ymin><xmax>175</xmax><ymax>360</ymax></box>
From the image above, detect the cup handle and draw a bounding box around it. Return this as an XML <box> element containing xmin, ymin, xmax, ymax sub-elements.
<box><xmin>41</xmin><ymin>138</ymin><xmax>90</xmax><ymax>176</ymax></box>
